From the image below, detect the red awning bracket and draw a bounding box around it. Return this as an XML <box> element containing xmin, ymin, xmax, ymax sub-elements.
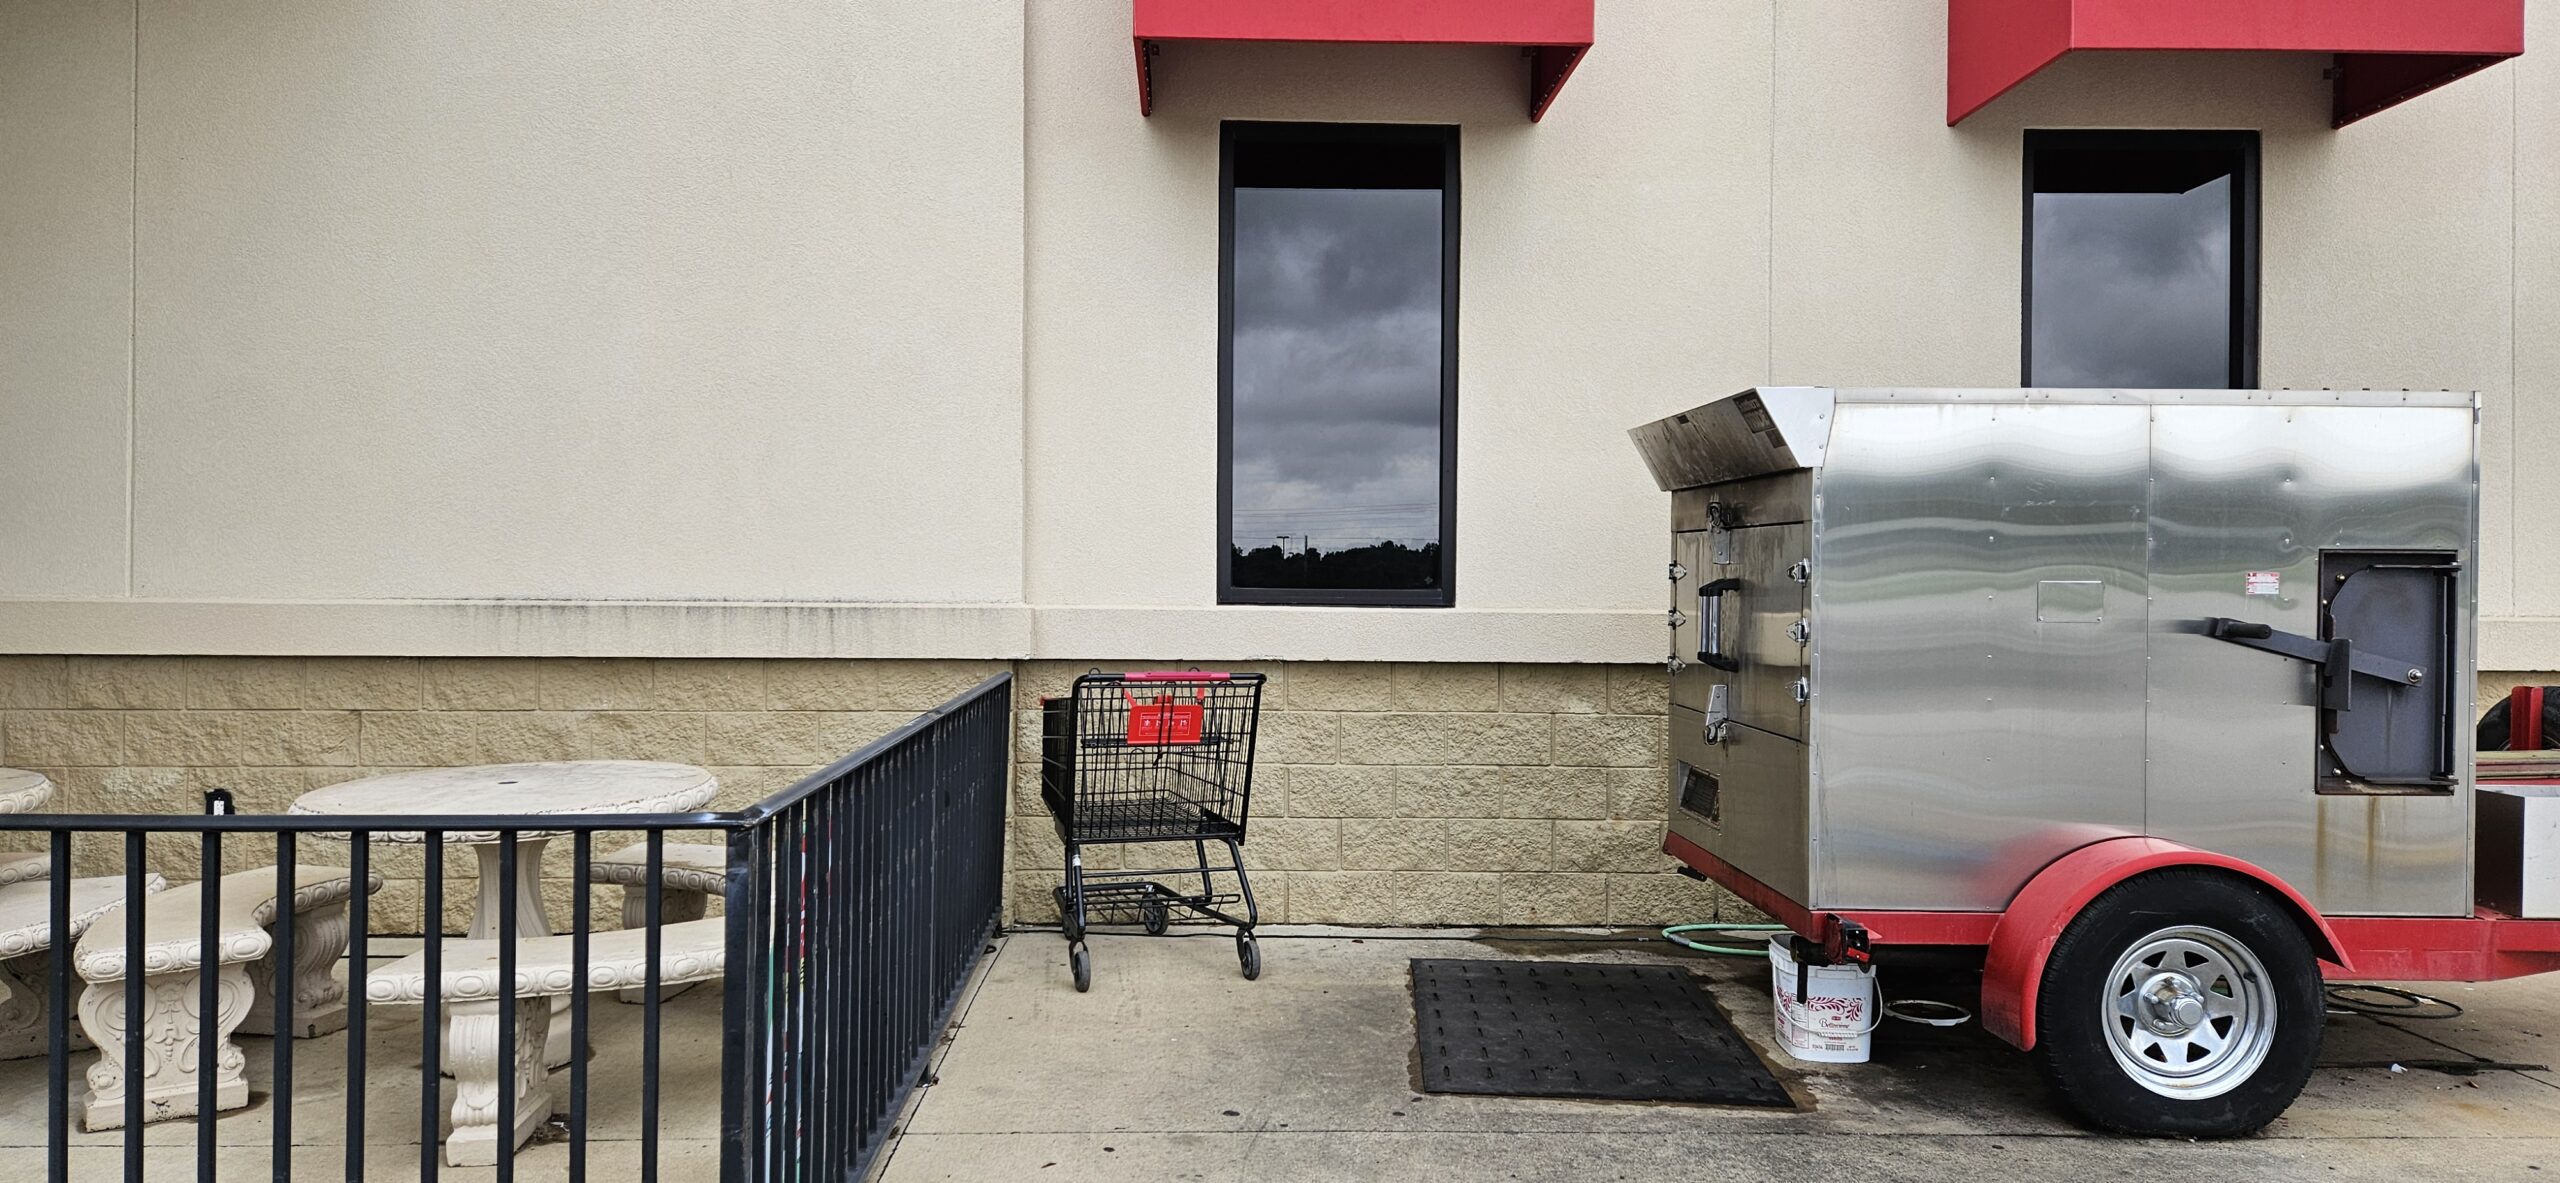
<box><xmin>1134</xmin><ymin>0</ymin><xmax>1595</xmax><ymax>122</ymax></box>
<box><xmin>1948</xmin><ymin>0</ymin><xmax>2524</xmax><ymax>129</ymax></box>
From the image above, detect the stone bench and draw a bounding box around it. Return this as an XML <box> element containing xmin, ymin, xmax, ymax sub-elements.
<box><xmin>72</xmin><ymin>864</ymin><xmax>380</xmax><ymax>1130</ymax></box>
<box><xmin>365</xmin><ymin>917</ymin><xmax>729</xmax><ymax>1166</ymax></box>
<box><xmin>0</xmin><ymin>850</ymin><xmax>50</xmax><ymax>890</ymax></box>
<box><xmin>587</xmin><ymin>841</ymin><xmax>726</xmax><ymax>1003</ymax></box>
<box><xmin>0</xmin><ymin>873</ymin><xmax>168</xmax><ymax>1060</ymax></box>
<box><xmin>0</xmin><ymin>769</ymin><xmax>57</xmax><ymax>892</ymax></box>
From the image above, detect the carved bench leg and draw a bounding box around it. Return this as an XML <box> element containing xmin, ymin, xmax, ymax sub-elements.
<box><xmin>442</xmin><ymin>998</ymin><xmax>552</xmax><ymax>1167</ymax></box>
<box><xmin>614</xmin><ymin>887</ymin><xmax>709</xmax><ymax>1004</ymax></box>
<box><xmin>242</xmin><ymin>900</ymin><xmax>353</xmax><ymax>1038</ymax></box>
<box><xmin>0</xmin><ymin>952</ymin><xmax>92</xmax><ymax>1060</ymax></box>
<box><xmin>77</xmin><ymin>964</ymin><xmax>252</xmax><ymax>1130</ymax></box>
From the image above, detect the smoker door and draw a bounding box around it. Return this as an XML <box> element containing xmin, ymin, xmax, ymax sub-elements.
<box><xmin>1678</xmin><ymin>523</ymin><xmax>1810</xmax><ymax>741</ymax></box>
<box><xmin>2320</xmin><ymin>551</ymin><xmax>2459</xmax><ymax>791</ymax></box>
<box><xmin>1668</xmin><ymin>704</ymin><xmax>1811</xmax><ymax>904</ymax></box>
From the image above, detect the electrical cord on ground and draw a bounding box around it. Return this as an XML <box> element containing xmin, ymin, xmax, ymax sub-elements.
<box><xmin>1883</xmin><ymin>999</ymin><xmax>1972</xmax><ymax>1027</ymax></box>
<box><xmin>1662</xmin><ymin>922</ymin><xmax>1788</xmax><ymax>956</ymax></box>
<box><xmin>2324</xmin><ymin>983</ymin><xmax>2464</xmax><ymax>1020</ymax></box>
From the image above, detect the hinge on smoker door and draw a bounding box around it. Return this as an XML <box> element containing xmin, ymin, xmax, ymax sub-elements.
<box><xmin>1786</xmin><ymin>618</ymin><xmax>1811</xmax><ymax>646</ymax></box>
<box><xmin>1667</xmin><ymin>561</ymin><xmax>1691</xmax><ymax>673</ymax></box>
<box><xmin>1703</xmin><ymin>684</ymin><xmax>1732</xmax><ymax>744</ymax></box>
<box><xmin>1788</xmin><ymin>559</ymin><xmax>1811</xmax><ymax>585</ymax></box>
<box><xmin>1789</xmin><ymin>678</ymin><xmax>1811</xmax><ymax>705</ymax></box>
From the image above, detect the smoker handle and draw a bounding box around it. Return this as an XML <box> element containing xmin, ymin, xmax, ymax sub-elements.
<box><xmin>2201</xmin><ymin>618</ymin><xmax>2429</xmax><ymax>699</ymax></box>
<box><xmin>1699</xmin><ymin>578</ymin><xmax>1743</xmax><ymax>672</ymax></box>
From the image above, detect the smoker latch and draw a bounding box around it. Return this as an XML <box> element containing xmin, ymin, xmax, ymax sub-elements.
<box><xmin>2200</xmin><ymin>617</ymin><xmax>2425</xmax><ymax>712</ymax></box>
<box><xmin>1706</xmin><ymin>502</ymin><xmax>1738</xmax><ymax>565</ymax></box>
<box><xmin>1703</xmin><ymin>683</ymin><xmax>1732</xmax><ymax>744</ymax></box>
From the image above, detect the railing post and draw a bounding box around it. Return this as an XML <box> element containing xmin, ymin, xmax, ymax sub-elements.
<box><xmin>719</xmin><ymin>822</ymin><xmax>765</xmax><ymax>1183</ymax></box>
<box><xmin>44</xmin><ymin>831</ymin><xmax>69</xmax><ymax>1183</ymax></box>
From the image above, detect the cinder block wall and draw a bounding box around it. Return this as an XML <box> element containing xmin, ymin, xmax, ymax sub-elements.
<box><xmin>0</xmin><ymin>656</ymin><xmax>1005</xmax><ymax>933</ymax></box>
<box><xmin>1007</xmin><ymin>661</ymin><xmax>1739</xmax><ymax>929</ymax></box>
<box><xmin>0</xmin><ymin>656</ymin><xmax>1741</xmax><ymax>932</ymax></box>
<box><xmin>9</xmin><ymin>656</ymin><xmax>2549</xmax><ymax>933</ymax></box>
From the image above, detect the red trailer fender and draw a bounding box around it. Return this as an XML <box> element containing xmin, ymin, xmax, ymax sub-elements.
<box><xmin>1978</xmin><ymin>837</ymin><xmax>2345</xmax><ymax>1049</ymax></box>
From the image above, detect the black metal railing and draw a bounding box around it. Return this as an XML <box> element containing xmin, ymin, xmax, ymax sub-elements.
<box><xmin>0</xmin><ymin>672</ymin><xmax>1011</xmax><ymax>1182</ymax></box>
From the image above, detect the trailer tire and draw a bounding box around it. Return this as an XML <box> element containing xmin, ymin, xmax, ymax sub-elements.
<box><xmin>2032</xmin><ymin>870</ymin><xmax>2322</xmax><ymax>1137</ymax></box>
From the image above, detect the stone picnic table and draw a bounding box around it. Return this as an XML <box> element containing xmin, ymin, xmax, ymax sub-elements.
<box><xmin>288</xmin><ymin>760</ymin><xmax>719</xmax><ymax>1067</ymax></box>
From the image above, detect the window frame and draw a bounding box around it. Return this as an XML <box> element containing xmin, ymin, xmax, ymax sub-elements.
<box><xmin>2021</xmin><ymin>129</ymin><xmax>2261</xmax><ymax>390</ymax></box>
<box><xmin>1217</xmin><ymin>120</ymin><xmax>1461</xmax><ymax>609</ymax></box>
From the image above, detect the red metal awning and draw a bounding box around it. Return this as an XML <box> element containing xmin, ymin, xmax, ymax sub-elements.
<box><xmin>1948</xmin><ymin>0</ymin><xmax>2525</xmax><ymax>128</ymax></box>
<box><xmin>1133</xmin><ymin>0</ymin><xmax>1595</xmax><ymax>122</ymax></box>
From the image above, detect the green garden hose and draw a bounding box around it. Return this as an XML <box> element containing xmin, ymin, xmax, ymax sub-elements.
<box><xmin>1661</xmin><ymin>922</ymin><xmax>1788</xmax><ymax>957</ymax></box>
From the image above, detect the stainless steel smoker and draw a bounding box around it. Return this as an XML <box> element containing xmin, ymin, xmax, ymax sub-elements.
<box><xmin>1631</xmin><ymin>387</ymin><xmax>2478</xmax><ymax>921</ymax></box>
<box><xmin>1626</xmin><ymin>388</ymin><xmax>2555</xmax><ymax>1139</ymax></box>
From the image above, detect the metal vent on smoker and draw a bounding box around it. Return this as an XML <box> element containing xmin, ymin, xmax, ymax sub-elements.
<box><xmin>1678</xmin><ymin>763</ymin><xmax>1721</xmax><ymax>825</ymax></box>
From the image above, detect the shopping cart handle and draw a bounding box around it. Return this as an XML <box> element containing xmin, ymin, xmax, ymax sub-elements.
<box><xmin>1122</xmin><ymin>671</ymin><xmax>1231</xmax><ymax>680</ymax></box>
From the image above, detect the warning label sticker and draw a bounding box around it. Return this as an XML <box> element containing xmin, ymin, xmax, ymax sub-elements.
<box><xmin>2244</xmin><ymin>571</ymin><xmax>2281</xmax><ymax>597</ymax></box>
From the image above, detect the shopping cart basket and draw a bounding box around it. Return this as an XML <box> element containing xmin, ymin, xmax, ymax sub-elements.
<box><xmin>1042</xmin><ymin>670</ymin><xmax>1266</xmax><ymax>992</ymax></box>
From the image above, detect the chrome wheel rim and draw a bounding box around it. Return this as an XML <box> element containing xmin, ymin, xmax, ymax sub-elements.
<box><xmin>2102</xmin><ymin>925</ymin><xmax>2275</xmax><ymax>1100</ymax></box>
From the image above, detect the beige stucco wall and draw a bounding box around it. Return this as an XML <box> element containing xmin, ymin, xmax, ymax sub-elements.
<box><xmin>1</xmin><ymin>0</ymin><xmax>2554</xmax><ymax>668</ymax></box>
<box><xmin>0</xmin><ymin>657</ymin><xmax>1733</xmax><ymax>931</ymax></box>
<box><xmin>1</xmin><ymin>0</ymin><xmax>1027</xmax><ymax>616</ymax></box>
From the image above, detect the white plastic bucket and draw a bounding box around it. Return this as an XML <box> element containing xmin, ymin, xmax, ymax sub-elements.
<box><xmin>1768</xmin><ymin>934</ymin><xmax>1880</xmax><ymax>1063</ymax></box>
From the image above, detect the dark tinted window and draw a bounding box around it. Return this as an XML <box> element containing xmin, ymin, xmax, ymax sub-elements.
<box><xmin>2026</xmin><ymin>131</ymin><xmax>2257</xmax><ymax>389</ymax></box>
<box><xmin>1221</xmin><ymin>123</ymin><xmax>1457</xmax><ymax>607</ymax></box>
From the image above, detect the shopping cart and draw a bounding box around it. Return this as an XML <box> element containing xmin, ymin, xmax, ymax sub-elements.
<box><xmin>1042</xmin><ymin>670</ymin><xmax>1266</xmax><ymax>992</ymax></box>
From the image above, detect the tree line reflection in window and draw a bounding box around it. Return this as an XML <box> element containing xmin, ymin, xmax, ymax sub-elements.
<box><xmin>1221</xmin><ymin>124</ymin><xmax>1457</xmax><ymax>606</ymax></box>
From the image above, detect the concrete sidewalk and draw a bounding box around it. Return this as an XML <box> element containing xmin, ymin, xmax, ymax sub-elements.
<box><xmin>880</xmin><ymin>928</ymin><xmax>2560</xmax><ymax>1182</ymax></box>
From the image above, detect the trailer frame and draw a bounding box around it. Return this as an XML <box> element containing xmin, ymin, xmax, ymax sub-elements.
<box><xmin>1667</xmin><ymin>827</ymin><xmax>2560</xmax><ymax>1051</ymax></box>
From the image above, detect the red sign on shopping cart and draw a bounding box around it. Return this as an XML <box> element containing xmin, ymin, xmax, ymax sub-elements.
<box><xmin>1126</xmin><ymin>693</ymin><xmax>1205</xmax><ymax>745</ymax></box>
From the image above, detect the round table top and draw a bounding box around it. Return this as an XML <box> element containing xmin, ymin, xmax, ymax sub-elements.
<box><xmin>0</xmin><ymin>768</ymin><xmax>53</xmax><ymax>815</ymax></box>
<box><xmin>289</xmin><ymin>761</ymin><xmax>719</xmax><ymax>843</ymax></box>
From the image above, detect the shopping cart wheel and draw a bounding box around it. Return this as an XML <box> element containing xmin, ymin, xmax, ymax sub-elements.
<box><xmin>1069</xmin><ymin>940</ymin><xmax>1092</xmax><ymax>993</ymax></box>
<box><xmin>1141</xmin><ymin>899</ymin><xmax>1170</xmax><ymax>935</ymax></box>
<box><xmin>1237</xmin><ymin>933</ymin><xmax>1261</xmax><ymax>981</ymax></box>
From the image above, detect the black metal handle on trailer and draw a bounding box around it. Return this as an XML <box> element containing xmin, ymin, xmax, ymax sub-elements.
<box><xmin>2202</xmin><ymin>612</ymin><xmax>2455</xmax><ymax>788</ymax></box>
<box><xmin>2201</xmin><ymin>617</ymin><xmax>2427</xmax><ymax>707</ymax></box>
<box><xmin>1700</xmin><ymin>577</ymin><xmax>1743</xmax><ymax>672</ymax></box>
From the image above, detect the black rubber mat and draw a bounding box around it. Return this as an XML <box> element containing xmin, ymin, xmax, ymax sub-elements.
<box><xmin>1410</xmin><ymin>958</ymin><xmax>1792</xmax><ymax>1106</ymax></box>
